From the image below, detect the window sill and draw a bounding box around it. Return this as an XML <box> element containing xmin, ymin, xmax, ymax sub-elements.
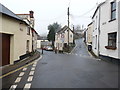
<box><xmin>105</xmin><ymin>46</ymin><xmax>117</xmax><ymax>50</ymax></box>
<box><xmin>109</xmin><ymin>19</ymin><xmax>116</xmax><ymax>22</ymax></box>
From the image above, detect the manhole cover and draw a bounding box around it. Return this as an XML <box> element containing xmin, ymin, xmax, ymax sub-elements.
<box><xmin>41</xmin><ymin>62</ymin><xmax>47</xmax><ymax>64</ymax></box>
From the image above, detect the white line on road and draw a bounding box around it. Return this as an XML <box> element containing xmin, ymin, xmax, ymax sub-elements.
<box><xmin>31</xmin><ymin>67</ymin><xmax>35</xmax><ymax>71</ymax></box>
<box><xmin>24</xmin><ymin>83</ymin><xmax>31</xmax><ymax>89</ymax></box>
<box><xmin>22</xmin><ymin>68</ymin><xmax>27</xmax><ymax>71</ymax></box>
<box><xmin>29</xmin><ymin>71</ymin><xmax>34</xmax><ymax>75</ymax></box>
<box><xmin>9</xmin><ymin>85</ymin><xmax>17</xmax><ymax>90</ymax></box>
<box><xmin>27</xmin><ymin>76</ymin><xmax>33</xmax><ymax>82</ymax></box>
<box><xmin>33</xmin><ymin>64</ymin><xmax>36</xmax><ymax>67</ymax></box>
<box><xmin>70</xmin><ymin>45</ymin><xmax>77</xmax><ymax>53</ymax></box>
<box><xmin>19</xmin><ymin>72</ymin><xmax>25</xmax><ymax>77</ymax></box>
<box><xmin>15</xmin><ymin>77</ymin><xmax>22</xmax><ymax>83</ymax></box>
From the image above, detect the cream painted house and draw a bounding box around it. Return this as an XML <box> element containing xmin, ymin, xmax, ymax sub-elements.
<box><xmin>0</xmin><ymin>4</ymin><xmax>33</xmax><ymax>66</ymax></box>
<box><xmin>86</xmin><ymin>22</ymin><xmax>93</xmax><ymax>45</ymax></box>
<box><xmin>55</xmin><ymin>25</ymin><xmax>74</xmax><ymax>52</ymax></box>
<box><xmin>17</xmin><ymin>11</ymin><xmax>38</xmax><ymax>52</ymax></box>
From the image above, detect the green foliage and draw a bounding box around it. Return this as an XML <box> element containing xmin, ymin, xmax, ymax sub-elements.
<box><xmin>47</xmin><ymin>22</ymin><xmax>61</xmax><ymax>47</ymax></box>
<box><xmin>47</xmin><ymin>26</ymin><xmax>55</xmax><ymax>42</ymax></box>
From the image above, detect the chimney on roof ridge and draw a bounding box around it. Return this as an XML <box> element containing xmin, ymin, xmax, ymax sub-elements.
<box><xmin>29</xmin><ymin>11</ymin><xmax>34</xmax><ymax>18</ymax></box>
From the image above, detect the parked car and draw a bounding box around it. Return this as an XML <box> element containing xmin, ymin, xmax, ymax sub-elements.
<box><xmin>46</xmin><ymin>46</ymin><xmax>53</xmax><ymax>51</ymax></box>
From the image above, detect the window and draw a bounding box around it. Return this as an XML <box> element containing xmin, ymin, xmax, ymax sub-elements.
<box><xmin>105</xmin><ymin>32</ymin><xmax>117</xmax><ymax>50</ymax></box>
<box><xmin>27</xmin><ymin>27</ymin><xmax>30</xmax><ymax>35</ymax></box>
<box><xmin>95</xmin><ymin>16</ymin><xmax>97</xmax><ymax>29</ymax></box>
<box><xmin>19</xmin><ymin>23</ymin><xmax>23</xmax><ymax>31</ymax></box>
<box><xmin>111</xmin><ymin>1</ymin><xmax>116</xmax><ymax>20</ymax></box>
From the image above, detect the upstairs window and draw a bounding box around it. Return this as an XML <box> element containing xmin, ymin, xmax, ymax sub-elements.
<box><xmin>111</xmin><ymin>1</ymin><xmax>116</xmax><ymax>20</ymax></box>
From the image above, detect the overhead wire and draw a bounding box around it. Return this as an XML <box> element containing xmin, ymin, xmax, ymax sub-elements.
<box><xmin>70</xmin><ymin>4</ymin><xmax>97</xmax><ymax>19</ymax></box>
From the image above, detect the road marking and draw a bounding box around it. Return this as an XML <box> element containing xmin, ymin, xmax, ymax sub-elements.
<box><xmin>33</xmin><ymin>64</ymin><xmax>36</xmax><ymax>67</ymax></box>
<box><xmin>0</xmin><ymin>55</ymin><xmax>43</xmax><ymax>79</ymax></box>
<box><xmin>15</xmin><ymin>77</ymin><xmax>22</xmax><ymax>83</ymax></box>
<box><xmin>70</xmin><ymin>45</ymin><xmax>77</xmax><ymax>53</ymax></box>
<box><xmin>23</xmin><ymin>68</ymin><xmax>27</xmax><ymax>71</ymax></box>
<box><xmin>27</xmin><ymin>76</ymin><xmax>33</xmax><ymax>82</ymax></box>
<box><xmin>19</xmin><ymin>72</ymin><xmax>25</xmax><ymax>77</ymax></box>
<box><xmin>31</xmin><ymin>67</ymin><xmax>35</xmax><ymax>71</ymax></box>
<box><xmin>24</xmin><ymin>83</ymin><xmax>31</xmax><ymax>89</ymax></box>
<box><xmin>29</xmin><ymin>71</ymin><xmax>34</xmax><ymax>75</ymax></box>
<box><xmin>9</xmin><ymin>85</ymin><xmax>17</xmax><ymax>90</ymax></box>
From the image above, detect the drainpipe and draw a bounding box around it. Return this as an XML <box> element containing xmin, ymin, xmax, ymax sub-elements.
<box><xmin>98</xmin><ymin>6</ymin><xmax>101</xmax><ymax>57</ymax></box>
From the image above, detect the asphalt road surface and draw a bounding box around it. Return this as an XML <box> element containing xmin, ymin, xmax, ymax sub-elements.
<box><xmin>1</xmin><ymin>38</ymin><xmax>118</xmax><ymax>89</ymax></box>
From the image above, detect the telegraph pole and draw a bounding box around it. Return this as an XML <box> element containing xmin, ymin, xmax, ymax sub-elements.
<box><xmin>67</xmin><ymin>7</ymin><xmax>70</xmax><ymax>52</ymax></box>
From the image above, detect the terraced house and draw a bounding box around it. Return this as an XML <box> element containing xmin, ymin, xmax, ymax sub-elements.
<box><xmin>0</xmin><ymin>4</ymin><xmax>38</xmax><ymax>66</ymax></box>
<box><xmin>55</xmin><ymin>25</ymin><xmax>74</xmax><ymax>52</ymax></box>
<box><xmin>92</xmin><ymin>0</ymin><xmax>120</xmax><ymax>63</ymax></box>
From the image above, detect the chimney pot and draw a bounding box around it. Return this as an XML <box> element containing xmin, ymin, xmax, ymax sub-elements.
<box><xmin>29</xmin><ymin>11</ymin><xmax>34</xmax><ymax>18</ymax></box>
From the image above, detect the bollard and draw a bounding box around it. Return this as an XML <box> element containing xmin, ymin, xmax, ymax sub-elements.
<box><xmin>42</xmin><ymin>49</ymin><xmax>43</xmax><ymax>54</ymax></box>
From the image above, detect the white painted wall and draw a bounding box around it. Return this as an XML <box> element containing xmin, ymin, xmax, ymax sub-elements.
<box><xmin>117</xmin><ymin>0</ymin><xmax>120</xmax><ymax>59</ymax></box>
<box><xmin>55</xmin><ymin>28</ymin><xmax>73</xmax><ymax>51</ymax></box>
<box><xmin>1</xmin><ymin>15</ymin><xmax>32</xmax><ymax>64</ymax></box>
<box><xmin>100</xmin><ymin>0</ymin><xmax>119</xmax><ymax>59</ymax></box>
<box><xmin>37</xmin><ymin>40</ymin><xmax>41</xmax><ymax>49</ymax></box>
<box><xmin>92</xmin><ymin>8</ymin><xmax>100</xmax><ymax>56</ymax></box>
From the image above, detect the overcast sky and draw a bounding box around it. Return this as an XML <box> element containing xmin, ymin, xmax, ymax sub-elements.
<box><xmin>1</xmin><ymin>0</ymin><xmax>105</xmax><ymax>36</ymax></box>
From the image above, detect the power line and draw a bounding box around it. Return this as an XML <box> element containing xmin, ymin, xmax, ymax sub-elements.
<box><xmin>70</xmin><ymin>4</ymin><xmax>97</xmax><ymax>18</ymax></box>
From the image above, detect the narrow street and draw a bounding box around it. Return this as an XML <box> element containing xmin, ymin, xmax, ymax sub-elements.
<box><xmin>2</xmin><ymin>38</ymin><xmax>118</xmax><ymax>89</ymax></box>
<box><xmin>71</xmin><ymin>38</ymin><xmax>90</xmax><ymax>57</ymax></box>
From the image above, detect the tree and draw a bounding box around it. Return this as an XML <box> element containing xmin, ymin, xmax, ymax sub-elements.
<box><xmin>47</xmin><ymin>22</ymin><xmax>61</xmax><ymax>48</ymax></box>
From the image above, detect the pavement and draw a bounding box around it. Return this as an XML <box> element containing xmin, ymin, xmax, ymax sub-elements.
<box><xmin>1</xmin><ymin>50</ymin><xmax>40</xmax><ymax>76</ymax></box>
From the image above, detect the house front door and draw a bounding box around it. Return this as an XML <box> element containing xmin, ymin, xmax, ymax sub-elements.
<box><xmin>0</xmin><ymin>33</ymin><xmax>10</xmax><ymax>66</ymax></box>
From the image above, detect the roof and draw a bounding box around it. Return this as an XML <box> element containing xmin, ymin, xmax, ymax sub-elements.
<box><xmin>92</xmin><ymin>2</ymin><xmax>105</xmax><ymax>19</ymax></box>
<box><xmin>0</xmin><ymin>3</ymin><xmax>22</xmax><ymax>21</ymax></box>
<box><xmin>88</xmin><ymin>22</ymin><xmax>93</xmax><ymax>26</ymax></box>
<box><xmin>16</xmin><ymin>14</ymin><xmax>30</xmax><ymax>15</ymax></box>
<box><xmin>57</xmin><ymin>25</ymin><xmax>73</xmax><ymax>34</ymax></box>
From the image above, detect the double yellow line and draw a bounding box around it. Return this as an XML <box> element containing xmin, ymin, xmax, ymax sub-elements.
<box><xmin>0</xmin><ymin>56</ymin><xmax>42</xmax><ymax>79</ymax></box>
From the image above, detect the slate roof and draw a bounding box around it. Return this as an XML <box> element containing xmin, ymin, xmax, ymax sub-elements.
<box><xmin>0</xmin><ymin>3</ymin><xmax>22</xmax><ymax>21</ymax></box>
<box><xmin>57</xmin><ymin>25</ymin><xmax>73</xmax><ymax>34</ymax></box>
<box><xmin>92</xmin><ymin>2</ymin><xmax>105</xmax><ymax>19</ymax></box>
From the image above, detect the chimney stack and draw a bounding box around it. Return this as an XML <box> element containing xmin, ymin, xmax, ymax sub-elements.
<box><xmin>29</xmin><ymin>11</ymin><xmax>34</xmax><ymax>18</ymax></box>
